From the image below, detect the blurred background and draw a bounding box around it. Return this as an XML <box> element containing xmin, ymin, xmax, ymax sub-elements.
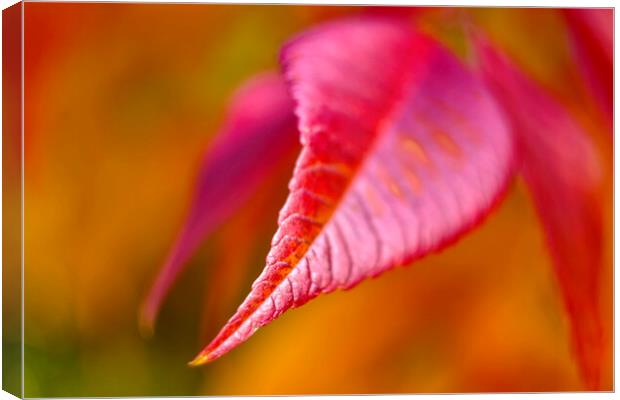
<box><xmin>10</xmin><ymin>4</ymin><xmax>612</xmax><ymax>396</ymax></box>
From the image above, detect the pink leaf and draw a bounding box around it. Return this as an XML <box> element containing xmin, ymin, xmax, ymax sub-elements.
<box><xmin>139</xmin><ymin>72</ymin><xmax>298</xmax><ymax>334</ymax></box>
<box><xmin>474</xmin><ymin>34</ymin><xmax>605</xmax><ymax>389</ymax></box>
<box><xmin>190</xmin><ymin>17</ymin><xmax>515</xmax><ymax>365</ymax></box>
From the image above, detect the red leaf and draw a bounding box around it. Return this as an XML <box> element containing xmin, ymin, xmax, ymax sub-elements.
<box><xmin>190</xmin><ymin>17</ymin><xmax>515</xmax><ymax>365</ymax></box>
<box><xmin>139</xmin><ymin>72</ymin><xmax>298</xmax><ymax>334</ymax></box>
<box><xmin>474</xmin><ymin>35</ymin><xmax>605</xmax><ymax>389</ymax></box>
<box><xmin>563</xmin><ymin>8</ymin><xmax>613</xmax><ymax>130</ymax></box>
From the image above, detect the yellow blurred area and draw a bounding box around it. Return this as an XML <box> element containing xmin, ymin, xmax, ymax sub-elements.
<box><xmin>18</xmin><ymin>4</ymin><xmax>612</xmax><ymax>396</ymax></box>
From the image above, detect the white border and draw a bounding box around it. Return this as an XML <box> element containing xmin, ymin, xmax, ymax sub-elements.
<box><xmin>0</xmin><ymin>1</ymin><xmax>615</xmax><ymax>400</ymax></box>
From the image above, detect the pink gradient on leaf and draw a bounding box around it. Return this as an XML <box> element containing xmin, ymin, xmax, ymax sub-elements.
<box><xmin>191</xmin><ymin>18</ymin><xmax>515</xmax><ymax>365</ymax></box>
<box><xmin>140</xmin><ymin>72</ymin><xmax>298</xmax><ymax>334</ymax></box>
<box><xmin>474</xmin><ymin>34</ymin><xmax>604</xmax><ymax>389</ymax></box>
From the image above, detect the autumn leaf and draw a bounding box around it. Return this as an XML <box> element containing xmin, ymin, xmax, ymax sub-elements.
<box><xmin>473</xmin><ymin>33</ymin><xmax>605</xmax><ymax>389</ymax></box>
<box><xmin>140</xmin><ymin>72</ymin><xmax>298</xmax><ymax>334</ymax></box>
<box><xmin>190</xmin><ymin>17</ymin><xmax>516</xmax><ymax>365</ymax></box>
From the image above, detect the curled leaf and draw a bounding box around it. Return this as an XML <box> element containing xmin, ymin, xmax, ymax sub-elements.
<box><xmin>140</xmin><ymin>72</ymin><xmax>298</xmax><ymax>334</ymax></box>
<box><xmin>474</xmin><ymin>34</ymin><xmax>605</xmax><ymax>389</ymax></box>
<box><xmin>191</xmin><ymin>17</ymin><xmax>515</xmax><ymax>365</ymax></box>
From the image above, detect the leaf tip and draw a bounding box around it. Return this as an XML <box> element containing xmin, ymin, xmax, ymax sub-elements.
<box><xmin>187</xmin><ymin>350</ymin><xmax>216</xmax><ymax>367</ymax></box>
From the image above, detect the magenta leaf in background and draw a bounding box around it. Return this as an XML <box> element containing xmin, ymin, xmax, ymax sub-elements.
<box><xmin>474</xmin><ymin>34</ymin><xmax>605</xmax><ymax>390</ymax></box>
<box><xmin>190</xmin><ymin>17</ymin><xmax>516</xmax><ymax>365</ymax></box>
<box><xmin>140</xmin><ymin>72</ymin><xmax>299</xmax><ymax>334</ymax></box>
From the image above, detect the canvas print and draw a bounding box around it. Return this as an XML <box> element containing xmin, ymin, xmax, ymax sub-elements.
<box><xmin>2</xmin><ymin>3</ymin><xmax>614</xmax><ymax>397</ymax></box>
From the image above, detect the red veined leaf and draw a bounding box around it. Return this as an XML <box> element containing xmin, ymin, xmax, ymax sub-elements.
<box><xmin>563</xmin><ymin>8</ymin><xmax>613</xmax><ymax>131</ymax></box>
<box><xmin>190</xmin><ymin>17</ymin><xmax>515</xmax><ymax>365</ymax></box>
<box><xmin>473</xmin><ymin>34</ymin><xmax>605</xmax><ymax>389</ymax></box>
<box><xmin>139</xmin><ymin>72</ymin><xmax>298</xmax><ymax>334</ymax></box>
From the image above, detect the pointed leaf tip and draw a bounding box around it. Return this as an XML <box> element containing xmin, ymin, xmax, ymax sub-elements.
<box><xmin>188</xmin><ymin>351</ymin><xmax>214</xmax><ymax>367</ymax></box>
<box><xmin>199</xmin><ymin>17</ymin><xmax>515</xmax><ymax>363</ymax></box>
